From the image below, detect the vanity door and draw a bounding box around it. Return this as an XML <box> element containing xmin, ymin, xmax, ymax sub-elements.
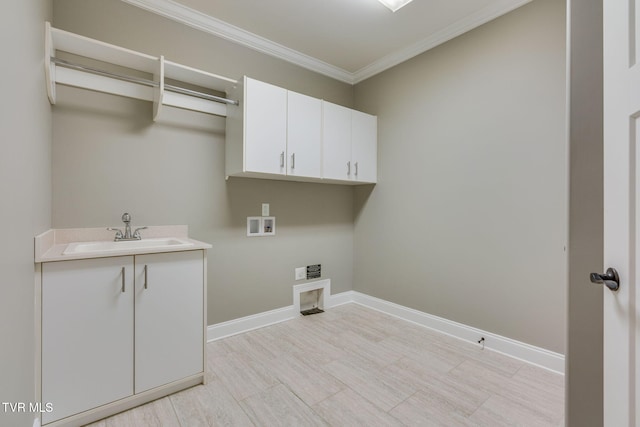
<box><xmin>134</xmin><ymin>250</ymin><xmax>204</xmax><ymax>393</ymax></box>
<box><xmin>42</xmin><ymin>256</ymin><xmax>134</xmax><ymax>424</ymax></box>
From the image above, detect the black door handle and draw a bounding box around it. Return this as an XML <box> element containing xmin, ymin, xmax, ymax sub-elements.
<box><xmin>590</xmin><ymin>268</ymin><xmax>620</xmax><ymax>291</ymax></box>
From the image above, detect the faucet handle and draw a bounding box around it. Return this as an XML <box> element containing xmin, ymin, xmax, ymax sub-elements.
<box><xmin>133</xmin><ymin>227</ymin><xmax>148</xmax><ymax>239</ymax></box>
<box><xmin>107</xmin><ymin>227</ymin><xmax>124</xmax><ymax>241</ymax></box>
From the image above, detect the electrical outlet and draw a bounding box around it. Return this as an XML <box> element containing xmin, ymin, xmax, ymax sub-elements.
<box><xmin>295</xmin><ymin>267</ymin><xmax>306</xmax><ymax>281</ymax></box>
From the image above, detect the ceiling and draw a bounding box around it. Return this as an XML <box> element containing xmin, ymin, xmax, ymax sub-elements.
<box><xmin>121</xmin><ymin>0</ymin><xmax>532</xmax><ymax>84</ymax></box>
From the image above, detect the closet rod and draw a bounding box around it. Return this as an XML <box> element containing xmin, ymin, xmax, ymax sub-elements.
<box><xmin>51</xmin><ymin>57</ymin><xmax>239</xmax><ymax>106</ymax></box>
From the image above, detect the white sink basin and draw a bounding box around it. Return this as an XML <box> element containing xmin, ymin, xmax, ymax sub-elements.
<box><xmin>63</xmin><ymin>238</ymin><xmax>194</xmax><ymax>255</ymax></box>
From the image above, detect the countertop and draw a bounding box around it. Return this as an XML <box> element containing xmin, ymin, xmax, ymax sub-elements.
<box><xmin>35</xmin><ymin>226</ymin><xmax>212</xmax><ymax>262</ymax></box>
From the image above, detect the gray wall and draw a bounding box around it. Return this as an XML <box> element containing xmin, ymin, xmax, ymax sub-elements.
<box><xmin>52</xmin><ymin>0</ymin><xmax>355</xmax><ymax>324</ymax></box>
<box><xmin>0</xmin><ymin>2</ymin><xmax>52</xmax><ymax>426</ymax></box>
<box><xmin>566</xmin><ymin>0</ymin><xmax>603</xmax><ymax>424</ymax></box>
<box><xmin>353</xmin><ymin>0</ymin><xmax>567</xmax><ymax>353</ymax></box>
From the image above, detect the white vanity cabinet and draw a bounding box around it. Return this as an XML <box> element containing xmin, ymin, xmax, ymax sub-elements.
<box><xmin>322</xmin><ymin>101</ymin><xmax>378</xmax><ymax>183</ymax></box>
<box><xmin>40</xmin><ymin>249</ymin><xmax>205</xmax><ymax>426</ymax></box>
<box><xmin>42</xmin><ymin>257</ymin><xmax>134</xmax><ymax>425</ymax></box>
<box><xmin>134</xmin><ymin>251</ymin><xmax>203</xmax><ymax>393</ymax></box>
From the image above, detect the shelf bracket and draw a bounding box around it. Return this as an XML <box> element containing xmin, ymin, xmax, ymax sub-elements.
<box><xmin>44</xmin><ymin>21</ymin><xmax>56</xmax><ymax>104</ymax></box>
<box><xmin>153</xmin><ymin>56</ymin><xmax>165</xmax><ymax>121</ymax></box>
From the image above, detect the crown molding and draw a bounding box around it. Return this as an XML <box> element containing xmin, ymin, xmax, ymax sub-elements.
<box><xmin>352</xmin><ymin>0</ymin><xmax>533</xmax><ymax>83</ymax></box>
<box><xmin>121</xmin><ymin>0</ymin><xmax>356</xmax><ymax>84</ymax></box>
<box><xmin>122</xmin><ymin>0</ymin><xmax>531</xmax><ymax>86</ymax></box>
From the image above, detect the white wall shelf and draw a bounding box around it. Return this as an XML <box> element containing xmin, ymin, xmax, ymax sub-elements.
<box><xmin>45</xmin><ymin>22</ymin><xmax>238</xmax><ymax>118</ymax></box>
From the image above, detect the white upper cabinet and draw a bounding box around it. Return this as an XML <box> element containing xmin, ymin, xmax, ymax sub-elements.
<box><xmin>227</xmin><ymin>77</ymin><xmax>322</xmax><ymax>179</ymax></box>
<box><xmin>351</xmin><ymin>110</ymin><xmax>378</xmax><ymax>183</ymax></box>
<box><xmin>244</xmin><ymin>77</ymin><xmax>288</xmax><ymax>175</ymax></box>
<box><xmin>323</xmin><ymin>101</ymin><xmax>378</xmax><ymax>183</ymax></box>
<box><xmin>226</xmin><ymin>76</ymin><xmax>376</xmax><ymax>184</ymax></box>
<box><xmin>287</xmin><ymin>91</ymin><xmax>322</xmax><ymax>178</ymax></box>
<box><xmin>322</xmin><ymin>102</ymin><xmax>353</xmax><ymax>181</ymax></box>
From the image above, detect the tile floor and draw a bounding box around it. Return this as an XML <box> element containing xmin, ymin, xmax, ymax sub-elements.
<box><xmin>87</xmin><ymin>304</ymin><xmax>564</xmax><ymax>426</ymax></box>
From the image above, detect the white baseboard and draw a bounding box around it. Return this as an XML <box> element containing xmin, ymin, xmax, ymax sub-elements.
<box><xmin>207</xmin><ymin>305</ymin><xmax>297</xmax><ymax>341</ymax></box>
<box><xmin>328</xmin><ymin>290</ymin><xmax>356</xmax><ymax>307</ymax></box>
<box><xmin>206</xmin><ymin>290</ymin><xmax>564</xmax><ymax>374</ymax></box>
<box><xmin>207</xmin><ymin>290</ymin><xmax>354</xmax><ymax>342</ymax></box>
<box><xmin>350</xmin><ymin>292</ymin><xmax>565</xmax><ymax>374</ymax></box>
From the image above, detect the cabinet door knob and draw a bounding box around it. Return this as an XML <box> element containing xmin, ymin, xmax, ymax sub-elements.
<box><xmin>144</xmin><ymin>265</ymin><xmax>148</xmax><ymax>289</ymax></box>
<box><xmin>347</xmin><ymin>161</ymin><xmax>351</xmax><ymax>175</ymax></box>
<box><xmin>280</xmin><ymin>151</ymin><xmax>285</xmax><ymax>168</ymax></box>
<box><xmin>121</xmin><ymin>267</ymin><xmax>125</xmax><ymax>293</ymax></box>
<box><xmin>291</xmin><ymin>153</ymin><xmax>295</xmax><ymax>169</ymax></box>
<box><xmin>590</xmin><ymin>267</ymin><xmax>620</xmax><ymax>291</ymax></box>
<box><xmin>355</xmin><ymin>162</ymin><xmax>359</xmax><ymax>176</ymax></box>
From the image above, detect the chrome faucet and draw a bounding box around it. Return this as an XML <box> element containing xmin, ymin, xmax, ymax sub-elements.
<box><xmin>107</xmin><ymin>212</ymin><xmax>147</xmax><ymax>241</ymax></box>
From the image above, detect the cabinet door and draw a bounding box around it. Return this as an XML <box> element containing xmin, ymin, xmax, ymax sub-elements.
<box><xmin>287</xmin><ymin>91</ymin><xmax>322</xmax><ymax>178</ymax></box>
<box><xmin>42</xmin><ymin>257</ymin><xmax>134</xmax><ymax>424</ymax></box>
<box><xmin>351</xmin><ymin>110</ymin><xmax>378</xmax><ymax>183</ymax></box>
<box><xmin>244</xmin><ymin>77</ymin><xmax>288</xmax><ymax>175</ymax></box>
<box><xmin>322</xmin><ymin>101</ymin><xmax>353</xmax><ymax>180</ymax></box>
<box><xmin>134</xmin><ymin>251</ymin><xmax>204</xmax><ymax>393</ymax></box>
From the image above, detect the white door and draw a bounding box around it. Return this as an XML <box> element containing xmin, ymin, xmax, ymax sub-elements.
<box><xmin>42</xmin><ymin>257</ymin><xmax>134</xmax><ymax>424</ymax></box>
<box><xmin>134</xmin><ymin>250</ymin><xmax>204</xmax><ymax>393</ymax></box>
<box><xmin>322</xmin><ymin>101</ymin><xmax>352</xmax><ymax>180</ymax></box>
<box><xmin>244</xmin><ymin>77</ymin><xmax>287</xmax><ymax>175</ymax></box>
<box><xmin>287</xmin><ymin>91</ymin><xmax>322</xmax><ymax>178</ymax></box>
<box><xmin>351</xmin><ymin>110</ymin><xmax>378</xmax><ymax>183</ymax></box>
<box><xmin>603</xmin><ymin>1</ymin><xmax>640</xmax><ymax>425</ymax></box>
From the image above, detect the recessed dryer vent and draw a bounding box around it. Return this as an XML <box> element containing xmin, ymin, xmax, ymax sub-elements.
<box><xmin>300</xmin><ymin>292</ymin><xmax>324</xmax><ymax>316</ymax></box>
<box><xmin>293</xmin><ymin>279</ymin><xmax>330</xmax><ymax>316</ymax></box>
